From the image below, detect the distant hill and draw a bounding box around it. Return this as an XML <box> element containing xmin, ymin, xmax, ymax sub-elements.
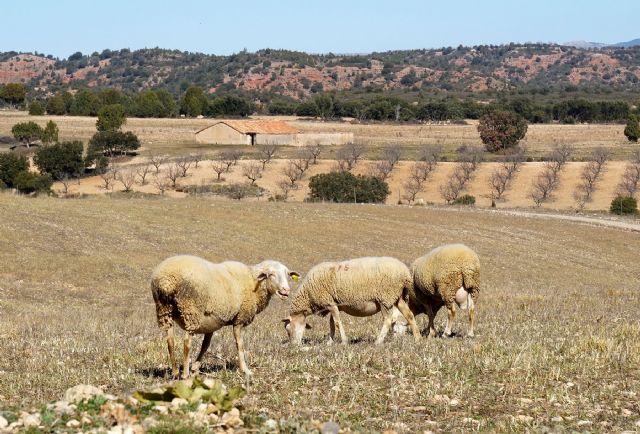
<box><xmin>2</xmin><ymin>43</ymin><xmax>640</xmax><ymax>100</ymax></box>
<box><xmin>563</xmin><ymin>38</ymin><xmax>640</xmax><ymax>49</ymax></box>
<box><xmin>609</xmin><ymin>38</ymin><xmax>640</xmax><ymax>48</ymax></box>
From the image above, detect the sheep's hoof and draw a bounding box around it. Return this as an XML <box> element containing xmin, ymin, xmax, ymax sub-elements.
<box><xmin>191</xmin><ymin>361</ymin><xmax>201</xmax><ymax>373</ymax></box>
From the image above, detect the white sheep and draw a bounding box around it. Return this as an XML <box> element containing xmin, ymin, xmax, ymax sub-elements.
<box><xmin>282</xmin><ymin>256</ymin><xmax>421</xmax><ymax>344</ymax></box>
<box><xmin>392</xmin><ymin>244</ymin><xmax>480</xmax><ymax>337</ymax></box>
<box><xmin>150</xmin><ymin>255</ymin><xmax>299</xmax><ymax>378</ymax></box>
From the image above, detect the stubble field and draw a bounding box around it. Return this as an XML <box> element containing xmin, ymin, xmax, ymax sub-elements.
<box><xmin>1</xmin><ymin>195</ymin><xmax>639</xmax><ymax>432</ymax></box>
<box><xmin>0</xmin><ymin>111</ymin><xmax>637</xmax><ymax>160</ymax></box>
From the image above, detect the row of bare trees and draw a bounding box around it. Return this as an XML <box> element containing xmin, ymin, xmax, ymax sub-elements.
<box><xmin>530</xmin><ymin>144</ymin><xmax>573</xmax><ymax>207</ymax></box>
<box><xmin>439</xmin><ymin>147</ymin><xmax>483</xmax><ymax>204</ymax></box>
<box><xmin>617</xmin><ymin>150</ymin><xmax>640</xmax><ymax>198</ymax></box>
<box><xmin>573</xmin><ymin>148</ymin><xmax>610</xmax><ymax>210</ymax></box>
<box><xmin>489</xmin><ymin>148</ymin><xmax>526</xmax><ymax>201</ymax></box>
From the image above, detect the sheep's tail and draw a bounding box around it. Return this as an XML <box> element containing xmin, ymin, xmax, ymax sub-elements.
<box><xmin>151</xmin><ymin>275</ymin><xmax>180</xmax><ymax>330</ymax></box>
<box><xmin>461</xmin><ymin>264</ymin><xmax>480</xmax><ymax>296</ymax></box>
<box><xmin>402</xmin><ymin>275</ymin><xmax>413</xmax><ymax>303</ymax></box>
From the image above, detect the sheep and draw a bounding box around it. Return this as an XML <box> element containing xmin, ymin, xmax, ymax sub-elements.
<box><xmin>151</xmin><ymin>255</ymin><xmax>299</xmax><ymax>379</ymax></box>
<box><xmin>282</xmin><ymin>256</ymin><xmax>421</xmax><ymax>345</ymax></box>
<box><xmin>392</xmin><ymin>244</ymin><xmax>480</xmax><ymax>338</ymax></box>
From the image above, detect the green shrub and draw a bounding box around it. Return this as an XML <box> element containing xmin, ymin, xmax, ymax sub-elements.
<box><xmin>33</xmin><ymin>141</ymin><xmax>84</xmax><ymax>180</ymax></box>
<box><xmin>610</xmin><ymin>196</ymin><xmax>638</xmax><ymax>215</ymax></box>
<box><xmin>14</xmin><ymin>171</ymin><xmax>52</xmax><ymax>194</ymax></box>
<box><xmin>452</xmin><ymin>194</ymin><xmax>476</xmax><ymax>205</ymax></box>
<box><xmin>28</xmin><ymin>101</ymin><xmax>45</xmax><ymax>116</ymax></box>
<box><xmin>0</xmin><ymin>153</ymin><xmax>29</xmax><ymax>187</ymax></box>
<box><xmin>308</xmin><ymin>171</ymin><xmax>390</xmax><ymax>203</ymax></box>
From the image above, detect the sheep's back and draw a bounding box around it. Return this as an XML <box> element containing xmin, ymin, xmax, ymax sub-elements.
<box><xmin>151</xmin><ymin>256</ymin><xmax>249</xmax><ymax>323</ymax></box>
<box><xmin>412</xmin><ymin>244</ymin><xmax>480</xmax><ymax>296</ymax></box>
<box><xmin>296</xmin><ymin>257</ymin><xmax>410</xmax><ymax>311</ymax></box>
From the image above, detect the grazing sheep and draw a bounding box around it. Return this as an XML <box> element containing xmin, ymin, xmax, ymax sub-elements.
<box><xmin>282</xmin><ymin>256</ymin><xmax>420</xmax><ymax>345</ymax></box>
<box><xmin>393</xmin><ymin>244</ymin><xmax>480</xmax><ymax>338</ymax></box>
<box><xmin>151</xmin><ymin>255</ymin><xmax>299</xmax><ymax>379</ymax></box>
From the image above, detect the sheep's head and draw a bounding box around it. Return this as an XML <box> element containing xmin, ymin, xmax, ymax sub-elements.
<box><xmin>254</xmin><ymin>260</ymin><xmax>300</xmax><ymax>299</ymax></box>
<box><xmin>282</xmin><ymin>313</ymin><xmax>311</xmax><ymax>344</ymax></box>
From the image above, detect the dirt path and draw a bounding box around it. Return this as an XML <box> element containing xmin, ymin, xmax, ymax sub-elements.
<box><xmin>486</xmin><ymin>209</ymin><xmax>640</xmax><ymax>232</ymax></box>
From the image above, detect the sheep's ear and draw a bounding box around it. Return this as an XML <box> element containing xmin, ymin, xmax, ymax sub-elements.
<box><xmin>289</xmin><ymin>271</ymin><xmax>301</xmax><ymax>281</ymax></box>
<box><xmin>257</xmin><ymin>272</ymin><xmax>268</xmax><ymax>282</ymax></box>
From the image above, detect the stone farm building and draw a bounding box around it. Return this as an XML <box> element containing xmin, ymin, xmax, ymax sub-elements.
<box><xmin>195</xmin><ymin>120</ymin><xmax>353</xmax><ymax>146</ymax></box>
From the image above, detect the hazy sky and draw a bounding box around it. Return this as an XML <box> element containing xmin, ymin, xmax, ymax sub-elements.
<box><xmin>2</xmin><ymin>0</ymin><xmax>639</xmax><ymax>58</ymax></box>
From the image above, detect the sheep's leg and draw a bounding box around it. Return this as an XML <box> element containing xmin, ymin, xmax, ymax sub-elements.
<box><xmin>181</xmin><ymin>332</ymin><xmax>192</xmax><ymax>379</ymax></box>
<box><xmin>166</xmin><ymin>326</ymin><xmax>179</xmax><ymax>379</ymax></box>
<box><xmin>233</xmin><ymin>324</ymin><xmax>252</xmax><ymax>377</ymax></box>
<box><xmin>328</xmin><ymin>315</ymin><xmax>336</xmax><ymax>344</ymax></box>
<box><xmin>395</xmin><ymin>299</ymin><xmax>421</xmax><ymax>341</ymax></box>
<box><xmin>192</xmin><ymin>332</ymin><xmax>213</xmax><ymax>372</ymax></box>
<box><xmin>444</xmin><ymin>304</ymin><xmax>456</xmax><ymax>337</ymax></box>
<box><xmin>328</xmin><ymin>305</ymin><xmax>347</xmax><ymax>344</ymax></box>
<box><xmin>426</xmin><ymin>305</ymin><xmax>437</xmax><ymax>338</ymax></box>
<box><xmin>468</xmin><ymin>297</ymin><xmax>475</xmax><ymax>338</ymax></box>
<box><xmin>375</xmin><ymin>307</ymin><xmax>393</xmax><ymax>344</ymax></box>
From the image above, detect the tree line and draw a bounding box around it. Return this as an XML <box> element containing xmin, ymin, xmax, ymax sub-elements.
<box><xmin>2</xmin><ymin>81</ymin><xmax>638</xmax><ymax>124</ymax></box>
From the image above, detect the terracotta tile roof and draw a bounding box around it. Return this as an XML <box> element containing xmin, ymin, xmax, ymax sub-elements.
<box><xmin>197</xmin><ymin>120</ymin><xmax>299</xmax><ymax>135</ymax></box>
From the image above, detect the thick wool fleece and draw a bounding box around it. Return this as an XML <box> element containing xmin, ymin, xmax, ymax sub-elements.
<box><xmin>410</xmin><ymin>244</ymin><xmax>480</xmax><ymax>311</ymax></box>
<box><xmin>151</xmin><ymin>255</ymin><xmax>272</xmax><ymax>332</ymax></box>
<box><xmin>290</xmin><ymin>256</ymin><xmax>412</xmax><ymax>315</ymax></box>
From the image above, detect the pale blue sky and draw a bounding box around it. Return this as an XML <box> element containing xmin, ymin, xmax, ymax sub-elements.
<box><xmin>2</xmin><ymin>1</ymin><xmax>639</xmax><ymax>58</ymax></box>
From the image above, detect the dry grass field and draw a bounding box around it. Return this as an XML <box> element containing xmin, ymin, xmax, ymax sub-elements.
<box><xmin>1</xmin><ymin>111</ymin><xmax>638</xmax><ymax>160</ymax></box>
<box><xmin>1</xmin><ymin>195</ymin><xmax>639</xmax><ymax>432</ymax></box>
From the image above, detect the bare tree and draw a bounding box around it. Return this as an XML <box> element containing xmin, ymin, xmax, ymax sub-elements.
<box><xmin>458</xmin><ymin>147</ymin><xmax>483</xmax><ymax>183</ymax></box>
<box><xmin>548</xmin><ymin>144</ymin><xmax>574</xmax><ymax>174</ymax></box>
<box><xmin>439</xmin><ymin>172</ymin><xmax>465</xmax><ymax>204</ymax></box>
<box><xmin>211</xmin><ymin>159</ymin><xmax>227</xmax><ymax>181</ymax></box>
<box><xmin>530</xmin><ymin>168</ymin><xmax>560</xmax><ymax>207</ymax></box>
<box><xmin>136</xmin><ymin>164</ymin><xmax>152</xmax><ymax>185</ymax></box>
<box><xmin>617</xmin><ymin>150</ymin><xmax>640</xmax><ymax>197</ymax></box>
<box><xmin>529</xmin><ymin>145</ymin><xmax>573</xmax><ymax>207</ymax></box>
<box><xmin>166</xmin><ymin>164</ymin><xmax>181</xmax><ymax>188</ymax></box>
<box><xmin>229</xmin><ymin>149</ymin><xmax>243</xmax><ymax>166</ymax></box>
<box><xmin>370</xmin><ymin>160</ymin><xmax>394</xmax><ymax>181</ymax></box>
<box><xmin>489</xmin><ymin>169</ymin><xmax>511</xmax><ymax>201</ymax></box>
<box><xmin>243</xmin><ymin>162</ymin><xmax>263</xmax><ymax>185</ymax></box>
<box><xmin>419</xmin><ymin>144</ymin><xmax>443</xmax><ymax>164</ymax></box>
<box><xmin>149</xmin><ymin>154</ymin><xmax>167</xmax><ymax>174</ymax></box>
<box><xmin>574</xmin><ymin>148</ymin><xmax>610</xmax><ymax>210</ymax></box>
<box><xmin>99</xmin><ymin>167</ymin><xmax>118</xmax><ymax>190</ymax></box>
<box><xmin>489</xmin><ymin>148</ymin><xmax>525</xmax><ymax>201</ymax></box>
<box><xmin>282</xmin><ymin>161</ymin><xmax>303</xmax><ymax>186</ymax></box>
<box><xmin>402</xmin><ymin>178</ymin><xmax>424</xmax><ymax>203</ymax></box>
<box><xmin>278</xmin><ymin>178</ymin><xmax>296</xmax><ymax>200</ymax></box>
<box><xmin>259</xmin><ymin>145</ymin><xmax>277</xmax><ymax>169</ymax></box>
<box><xmin>303</xmin><ymin>143</ymin><xmax>322</xmax><ymax>165</ymax></box>
<box><xmin>220</xmin><ymin>151</ymin><xmax>237</xmax><ymax>172</ymax></box>
<box><xmin>190</xmin><ymin>153</ymin><xmax>204</xmax><ymax>169</ymax></box>
<box><xmin>292</xmin><ymin>149</ymin><xmax>311</xmax><ymax>176</ymax></box>
<box><xmin>345</xmin><ymin>142</ymin><xmax>364</xmax><ymax>166</ymax></box>
<box><xmin>117</xmin><ymin>169</ymin><xmax>137</xmax><ymax>192</ymax></box>
<box><xmin>382</xmin><ymin>144</ymin><xmax>402</xmax><ymax>168</ymax></box>
<box><xmin>175</xmin><ymin>157</ymin><xmax>192</xmax><ymax>177</ymax></box>
<box><xmin>60</xmin><ymin>175</ymin><xmax>72</xmax><ymax>196</ymax></box>
<box><xmin>153</xmin><ymin>174</ymin><xmax>170</xmax><ymax>195</ymax></box>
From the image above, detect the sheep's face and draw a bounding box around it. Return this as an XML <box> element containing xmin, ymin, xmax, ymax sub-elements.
<box><xmin>282</xmin><ymin>313</ymin><xmax>310</xmax><ymax>344</ymax></box>
<box><xmin>255</xmin><ymin>261</ymin><xmax>300</xmax><ymax>299</ymax></box>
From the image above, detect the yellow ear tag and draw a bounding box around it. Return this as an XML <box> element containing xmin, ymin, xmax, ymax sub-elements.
<box><xmin>291</xmin><ymin>275</ymin><xmax>299</xmax><ymax>282</ymax></box>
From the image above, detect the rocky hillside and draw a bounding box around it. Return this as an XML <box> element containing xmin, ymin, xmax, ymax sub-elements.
<box><xmin>2</xmin><ymin>44</ymin><xmax>640</xmax><ymax>99</ymax></box>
